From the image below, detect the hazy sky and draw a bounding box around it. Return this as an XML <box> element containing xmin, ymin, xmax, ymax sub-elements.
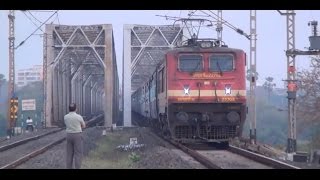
<box><xmin>0</xmin><ymin>10</ymin><xmax>319</xmax><ymax>88</ymax></box>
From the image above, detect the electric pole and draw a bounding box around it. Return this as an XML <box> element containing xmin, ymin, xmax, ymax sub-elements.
<box><xmin>285</xmin><ymin>10</ymin><xmax>297</xmax><ymax>154</ymax></box>
<box><xmin>7</xmin><ymin>10</ymin><xmax>16</xmax><ymax>137</ymax></box>
<box><xmin>278</xmin><ymin>10</ymin><xmax>320</xmax><ymax>155</ymax></box>
<box><xmin>216</xmin><ymin>10</ymin><xmax>223</xmax><ymax>41</ymax></box>
<box><xmin>249</xmin><ymin>10</ymin><xmax>257</xmax><ymax>144</ymax></box>
<box><xmin>278</xmin><ymin>10</ymin><xmax>297</xmax><ymax>154</ymax></box>
<box><xmin>43</xmin><ymin>32</ymin><xmax>48</xmax><ymax>128</ymax></box>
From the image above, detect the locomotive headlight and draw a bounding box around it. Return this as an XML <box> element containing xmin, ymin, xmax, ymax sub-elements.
<box><xmin>225</xmin><ymin>84</ymin><xmax>232</xmax><ymax>95</ymax></box>
<box><xmin>227</xmin><ymin>111</ymin><xmax>240</xmax><ymax>124</ymax></box>
<box><xmin>200</xmin><ymin>41</ymin><xmax>213</xmax><ymax>48</ymax></box>
<box><xmin>183</xmin><ymin>85</ymin><xmax>190</xmax><ymax>96</ymax></box>
<box><xmin>176</xmin><ymin>111</ymin><xmax>189</xmax><ymax>122</ymax></box>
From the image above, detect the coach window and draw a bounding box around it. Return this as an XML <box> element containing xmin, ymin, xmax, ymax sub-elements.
<box><xmin>158</xmin><ymin>68</ymin><xmax>165</xmax><ymax>93</ymax></box>
<box><xmin>179</xmin><ymin>55</ymin><xmax>203</xmax><ymax>72</ymax></box>
<box><xmin>160</xmin><ymin>68</ymin><xmax>165</xmax><ymax>93</ymax></box>
<box><xmin>209</xmin><ymin>54</ymin><xmax>234</xmax><ymax>72</ymax></box>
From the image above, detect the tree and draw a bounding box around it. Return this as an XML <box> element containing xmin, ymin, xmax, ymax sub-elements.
<box><xmin>296</xmin><ymin>56</ymin><xmax>320</xmax><ymax>149</ymax></box>
<box><xmin>243</xmin><ymin>86</ymin><xmax>288</xmax><ymax>148</ymax></box>
<box><xmin>263</xmin><ymin>77</ymin><xmax>276</xmax><ymax>103</ymax></box>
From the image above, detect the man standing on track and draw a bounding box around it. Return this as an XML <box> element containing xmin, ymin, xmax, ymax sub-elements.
<box><xmin>64</xmin><ymin>103</ymin><xmax>86</xmax><ymax>169</ymax></box>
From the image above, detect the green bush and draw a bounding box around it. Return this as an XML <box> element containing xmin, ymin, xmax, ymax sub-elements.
<box><xmin>128</xmin><ymin>152</ymin><xmax>140</xmax><ymax>162</ymax></box>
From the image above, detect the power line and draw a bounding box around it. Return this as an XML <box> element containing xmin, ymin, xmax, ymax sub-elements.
<box><xmin>15</xmin><ymin>10</ymin><xmax>58</xmax><ymax>50</ymax></box>
<box><xmin>29</xmin><ymin>10</ymin><xmax>56</xmax><ymax>13</ymax></box>
<box><xmin>50</xmin><ymin>11</ymin><xmax>61</xmax><ymax>25</ymax></box>
<box><xmin>27</xmin><ymin>11</ymin><xmax>43</xmax><ymax>24</ymax></box>
<box><xmin>164</xmin><ymin>10</ymin><xmax>170</xmax><ymax>17</ymax></box>
<box><xmin>187</xmin><ymin>10</ymin><xmax>197</xmax><ymax>17</ymax></box>
<box><xmin>187</xmin><ymin>13</ymin><xmax>212</xmax><ymax>18</ymax></box>
<box><xmin>208</xmin><ymin>10</ymin><xmax>250</xmax><ymax>39</ymax></box>
<box><xmin>56</xmin><ymin>12</ymin><xmax>61</xmax><ymax>25</ymax></box>
<box><xmin>208</xmin><ymin>10</ymin><xmax>238</xmax><ymax>30</ymax></box>
<box><xmin>198</xmin><ymin>10</ymin><xmax>250</xmax><ymax>40</ymax></box>
<box><xmin>157</xmin><ymin>12</ymin><xmax>213</xmax><ymax>41</ymax></box>
<box><xmin>22</xmin><ymin>11</ymin><xmax>44</xmax><ymax>33</ymax></box>
<box><xmin>155</xmin><ymin>14</ymin><xmax>192</xmax><ymax>40</ymax></box>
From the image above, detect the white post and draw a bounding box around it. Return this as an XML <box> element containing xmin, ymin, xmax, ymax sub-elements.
<box><xmin>123</xmin><ymin>25</ymin><xmax>133</xmax><ymax>127</ymax></box>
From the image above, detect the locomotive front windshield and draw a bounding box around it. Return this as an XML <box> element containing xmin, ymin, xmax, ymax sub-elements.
<box><xmin>209</xmin><ymin>54</ymin><xmax>234</xmax><ymax>72</ymax></box>
<box><xmin>179</xmin><ymin>55</ymin><xmax>203</xmax><ymax>72</ymax></box>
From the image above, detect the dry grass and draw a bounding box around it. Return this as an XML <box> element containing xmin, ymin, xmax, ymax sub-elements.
<box><xmin>297</xmin><ymin>140</ymin><xmax>312</xmax><ymax>152</ymax></box>
<box><xmin>81</xmin><ymin>131</ymin><xmax>140</xmax><ymax>169</ymax></box>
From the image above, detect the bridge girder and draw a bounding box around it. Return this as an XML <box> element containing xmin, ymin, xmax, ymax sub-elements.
<box><xmin>44</xmin><ymin>24</ymin><xmax>117</xmax><ymax>127</ymax></box>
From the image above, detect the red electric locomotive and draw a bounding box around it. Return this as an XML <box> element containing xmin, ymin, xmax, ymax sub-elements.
<box><xmin>132</xmin><ymin>38</ymin><xmax>247</xmax><ymax>145</ymax></box>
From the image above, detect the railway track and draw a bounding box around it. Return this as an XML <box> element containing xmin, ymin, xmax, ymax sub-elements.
<box><xmin>0</xmin><ymin>138</ymin><xmax>7</xmax><ymax>143</ymax></box>
<box><xmin>153</xmin><ymin>132</ymin><xmax>300</xmax><ymax>169</ymax></box>
<box><xmin>0</xmin><ymin>128</ymin><xmax>63</xmax><ymax>152</ymax></box>
<box><xmin>0</xmin><ymin>114</ymin><xmax>104</xmax><ymax>169</ymax></box>
<box><xmin>228</xmin><ymin>145</ymin><xmax>300</xmax><ymax>169</ymax></box>
<box><xmin>134</xmin><ymin>112</ymin><xmax>301</xmax><ymax>169</ymax></box>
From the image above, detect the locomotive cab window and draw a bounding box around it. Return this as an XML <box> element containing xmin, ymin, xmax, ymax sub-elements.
<box><xmin>209</xmin><ymin>54</ymin><xmax>234</xmax><ymax>72</ymax></box>
<box><xmin>179</xmin><ymin>55</ymin><xmax>203</xmax><ymax>72</ymax></box>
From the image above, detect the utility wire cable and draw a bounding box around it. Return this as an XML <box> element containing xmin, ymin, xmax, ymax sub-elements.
<box><xmin>56</xmin><ymin>12</ymin><xmax>61</xmax><ymax>25</ymax></box>
<box><xmin>15</xmin><ymin>10</ymin><xmax>58</xmax><ymax>50</ymax></box>
<box><xmin>22</xmin><ymin>11</ymin><xmax>44</xmax><ymax>33</ymax></box>
<box><xmin>29</xmin><ymin>10</ymin><xmax>56</xmax><ymax>13</ymax></box>
<box><xmin>208</xmin><ymin>10</ymin><xmax>250</xmax><ymax>39</ymax></box>
<box><xmin>199</xmin><ymin>10</ymin><xmax>250</xmax><ymax>40</ymax></box>
<box><xmin>27</xmin><ymin>11</ymin><xmax>43</xmax><ymax>24</ymax></box>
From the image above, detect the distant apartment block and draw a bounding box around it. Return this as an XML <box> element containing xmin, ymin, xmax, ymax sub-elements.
<box><xmin>17</xmin><ymin>65</ymin><xmax>43</xmax><ymax>87</ymax></box>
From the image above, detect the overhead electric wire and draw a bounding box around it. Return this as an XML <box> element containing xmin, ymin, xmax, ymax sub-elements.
<box><xmin>208</xmin><ymin>10</ymin><xmax>238</xmax><ymax>30</ymax></box>
<box><xmin>157</xmin><ymin>11</ymin><xmax>215</xmax><ymax>43</ymax></box>
<box><xmin>51</xmin><ymin>11</ymin><xmax>61</xmax><ymax>25</ymax></box>
<box><xmin>155</xmin><ymin>14</ymin><xmax>191</xmax><ymax>41</ymax></box>
<box><xmin>187</xmin><ymin>10</ymin><xmax>199</xmax><ymax>36</ymax></box>
<box><xmin>56</xmin><ymin>12</ymin><xmax>61</xmax><ymax>25</ymax></box>
<box><xmin>27</xmin><ymin>11</ymin><xmax>43</xmax><ymax>24</ymax></box>
<box><xmin>198</xmin><ymin>10</ymin><xmax>250</xmax><ymax>40</ymax></box>
<box><xmin>29</xmin><ymin>10</ymin><xmax>56</xmax><ymax>13</ymax></box>
<box><xmin>15</xmin><ymin>10</ymin><xmax>59</xmax><ymax>50</ymax></box>
<box><xmin>22</xmin><ymin>11</ymin><xmax>44</xmax><ymax>33</ymax></box>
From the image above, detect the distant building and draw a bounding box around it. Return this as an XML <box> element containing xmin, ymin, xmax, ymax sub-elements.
<box><xmin>16</xmin><ymin>65</ymin><xmax>43</xmax><ymax>87</ymax></box>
